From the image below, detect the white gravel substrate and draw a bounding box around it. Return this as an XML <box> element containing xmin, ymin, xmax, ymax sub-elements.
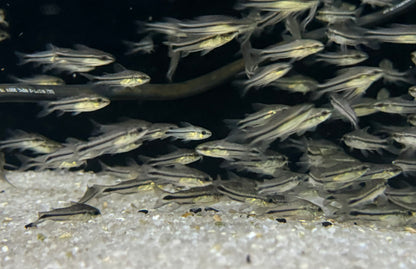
<box><xmin>1</xmin><ymin>171</ymin><xmax>415</xmax><ymax>269</ymax></box>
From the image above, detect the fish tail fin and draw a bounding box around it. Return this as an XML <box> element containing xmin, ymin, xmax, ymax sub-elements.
<box><xmin>223</xmin><ymin>119</ymin><xmax>239</xmax><ymax>130</ymax></box>
<box><xmin>136</xmin><ymin>155</ymin><xmax>152</xmax><ymax>165</ymax></box>
<box><xmin>7</xmin><ymin>75</ymin><xmax>20</xmax><ymax>83</ymax></box>
<box><xmin>384</xmin><ymin>144</ymin><xmax>401</xmax><ymax>155</ymax></box>
<box><xmin>77</xmin><ymin>185</ymin><xmax>103</xmax><ymax>204</ymax></box>
<box><xmin>233</xmin><ymin>78</ymin><xmax>252</xmax><ymax>97</ymax></box>
<box><xmin>15</xmin><ymin>51</ymin><xmax>30</xmax><ymax>65</ymax></box>
<box><xmin>240</xmin><ymin>39</ymin><xmax>259</xmax><ymax>76</ymax></box>
<box><xmin>14</xmin><ymin>153</ymin><xmax>39</xmax><ymax>171</ymax></box>
<box><xmin>167</xmin><ymin>47</ymin><xmax>180</xmax><ymax>82</ymax></box>
<box><xmin>37</xmin><ymin>102</ymin><xmax>53</xmax><ymax>117</ymax></box>
<box><xmin>79</xmin><ymin>73</ymin><xmax>95</xmax><ymax>81</ymax></box>
<box><xmin>152</xmin><ymin>185</ymin><xmax>175</xmax><ymax>209</ymax></box>
<box><xmin>239</xmin><ymin>84</ymin><xmax>251</xmax><ymax>97</ymax></box>
<box><xmin>153</xmin><ymin>197</ymin><xmax>170</xmax><ymax>209</ymax></box>
<box><xmin>0</xmin><ymin>172</ymin><xmax>16</xmax><ymax>188</ymax></box>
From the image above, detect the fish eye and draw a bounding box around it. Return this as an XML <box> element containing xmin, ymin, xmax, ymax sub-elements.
<box><xmin>201</xmin><ymin>131</ymin><xmax>207</xmax><ymax>135</ymax></box>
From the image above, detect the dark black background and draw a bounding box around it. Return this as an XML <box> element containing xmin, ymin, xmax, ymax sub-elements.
<box><xmin>0</xmin><ymin>0</ymin><xmax>415</xmax><ymax>171</ymax></box>
<box><xmin>0</xmin><ymin>0</ymin><xmax>247</xmax><ymax>142</ymax></box>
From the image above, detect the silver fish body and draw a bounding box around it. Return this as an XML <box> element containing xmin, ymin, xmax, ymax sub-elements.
<box><xmin>139</xmin><ymin>148</ymin><xmax>201</xmax><ymax>166</ymax></box>
<box><xmin>143</xmin><ymin>123</ymin><xmax>179</xmax><ymax>141</ymax></box>
<box><xmin>167</xmin><ymin>32</ymin><xmax>239</xmax><ymax>55</ymax></box>
<box><xmin>409</xmin><ymin>86</ymin><xmax>416</xmax><ymax>98</ymax></box>
<box><xmin>17</xmin><ymin>43</ymin><xmax>115</xmax><ymax>73</ymax></box>
<box><xmin>143</xmin><ymin>164</ymin><xmax>213</xmax><ymax>188</ymax></box>
<box><xmin>76</xmin><ymin>127</ymin><xmax>148</xmax><ymax>157</ymax></box>
<box><xmin>123</xmin><ymin>36</ymin><xmax>154</xmax><ymax>55</ymax></box>
<box><xmin>270</xmin><ymin>75</ymin><xmax>318</xmax><ymax>94</ymax></box>
<box><xmin>217</xmin><ymin>179</ymin><xmax>285</xmax><ymax>207</ymax></box>
<box><xmin>158</xmin><ymin>185</ymin><xmax>221</xmax><ymax>206</ymax></box>
<box><xmin>0</xmin><ymin>9</ymin><xmax>8</xmax><ymax>27</ymax></box>
<box><xmin>342</xmin><ymin>128</ymin><xmax>396</xmax><ymax>155</ymax></box>
<box><xmin>295</xmin><ymin>108</ymin><xmax>332</xmax><ymax>136</ymax></box>
<box><xmin>242</xmin><ymin>62</ymin><xmax>292</xmax><ymax>96</ymax></box>
<box><xmin>0</xmin><ymin>29</ymin><xmax>9</xmax><ymax>42</ymax></box>
<box><xmin>99</xmin><ymin>160</ymin><xmax>144</xmax><ymax>180</ymax></box>
<box><xmin>83</xmin><ymin>69</ymin><xmax>150</xmax><ymax>88</ymax></box>
<box><xmin>196</xmin><ymin>139</ymin><xmax>263</xmax><ymax>161</ymax></box>
<box><xmin>255</xmin><ymin>169</ymin><xmax>307</xmax><ymax>195</ymax></box>
<box><xmin>78</xmin><ymin>179</ymin><xmax>154</xmax><ymax>203</ymax></box>
<box><xmin>315</xmin><ymin>49</ymin><xmax>368</xmax><ymax>66</ymax></box>
<box><xmin>10</xmin><ymin>75</ymin><xmax>65</xmax><ymax>86</ymax></box>
<box><xmin>350</xmin><ymin>97</ymin><xmax>378</xmax><ymax>117</ymax></box>
<box><xmin>374</xmin><ymin>96</ymin><xmax>416</xmax><ymax>115</ymax></box>
<box><xmin>326</xmin><ymin>23</ymin><xmax>374</xmax><ymax>48</ymax></box>
<box><xmin>361</xmin><ymin>0</ymin><xmax>395</xmax><ymax>7</ymax></box>
<box><xmin>253</xmin><ymin>39</ymin><xmax>324</xmax><ymax>64</ymax></box>
<box><xmin>309</xmin><ymin>163</ymin><xmax>369</xmax><ymax>183</ymax></box>
<box><xmin>367</xmin><ymin>24</ymin><xmax>416</xmax><ymax>44</ymax></box>
<box><xmin>330</xmin><ymin>93</ymin><xmax>358</xmax><ymax>128</ymax></box>
<box><xmin>0</xmin><ymin>130</ymin><xmax>62</xmax><ymax>154</ymax></box>
<box><xmin>247</xmin><ymin>104</ymin><xmax>315</xmax><ymax>145</ymax></box>
<box><xmin>220</xmin><ymin>150</ymin><xmax>288</xmax><ymax>176</ymax></box>
<box><xmin>37</xmin><ymin>95</ymin><xmax>110</xmax><ymax>117</ymax></box>
<box><xmin>165</xmin><ymin>122</ymin><xmax>211</xmax><ymax>141</ymax></box>
<box><xmin>230</xmin><ymin>103</ymin><xmax>289</xmax><ymax>130</ymax></box>
<box><xmin>407</xmin><ymin>114</ymin><xmax>416</xmax><ymax>126</ymax></box>
<box><xmin>317</xmin><ymin>66</ymin><xmax>384</xmax><ymax>99</ymax></box>
<box><xmin>0</xmin><ymin>151</ymin><xmax>14</xmax><ymax>187</ymax></box>
<box><xmin>315</xmin><ymin>3</ymin><xmax>359</xmax><ymax>24</ymax></box>
<box><xmin>25</xmin><ymin>202</ymin><xmax>100</xmax><ymax>228</ymax></box>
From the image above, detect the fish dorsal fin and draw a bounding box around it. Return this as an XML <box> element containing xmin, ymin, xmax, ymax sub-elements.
<box><xmin>179</xmin><ymin>121</ymin><xmax>192</xmax><ymax>127</ymax></box>
<box><xmin>64</xmin><ymin>137</ymin><xmax>82</xmax><ymax>145</ymax></box>
<box><xmin>165</xmin><ymin>144</ymin><xmax>181</xmax><ymax>152</ymax></box>
<box><xmin>137</xmin><ymin>155</ymin><xmax>152</xmax><ymax>164</ymax></box>
<box><xmin>284</xmin><ymin>16</ymin><xmax>302</xmax><ymax>39</ymax></box>
<box><xmin>6</xmin><ymin>129</ymin><xmax>28</xmax><ymax>137</ymax></box>
<box><xmin>97</xmin><ymin>160</ymin><xmax>111</xmax><ymax>170</ymax></box>
<box><xmin>73</xmin><ymin>44</ymin><xmax>93</xmax><ymax>51</ymax></box>
<box><xmin>361</xmin><ymin>126</ymin><xmax>371</xmax><ymax>134</ymax></box>
<box><xmin>376</xmin><ymin>88</ymin><xmax>390</xmax><ymax>100</ymax></box>
<box><xmin>379</xmin><ymin>59</ymin><xmax>393</xmax><ymax>71</ymax></box>
<box><xmin>251</xmin><ymin>102</ymin><xmax>269</xmax><ymax>111</ymax></box>
<box><xmin>89</xmin><ymin>119</ymin><xmax>108</xmax><ymax>135</ymax></box>
<box><xmin>226</xmin><ymin>171</ymin><xmax>240</xmax><ymax>180</ymax></box>
<box><xmin>45</xmin><ymin>43</ymin><xmax>58</xmax><ymax>52</ymax></box>
<box><xmin>125</xmin><ymin>158</ymin><xmax>139</xmax><ymax>167</ymax></box>
<box><xmin>113</xmin><ymin>63</ymin><xmax>127</xmax><ymax>72</ymax></box>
